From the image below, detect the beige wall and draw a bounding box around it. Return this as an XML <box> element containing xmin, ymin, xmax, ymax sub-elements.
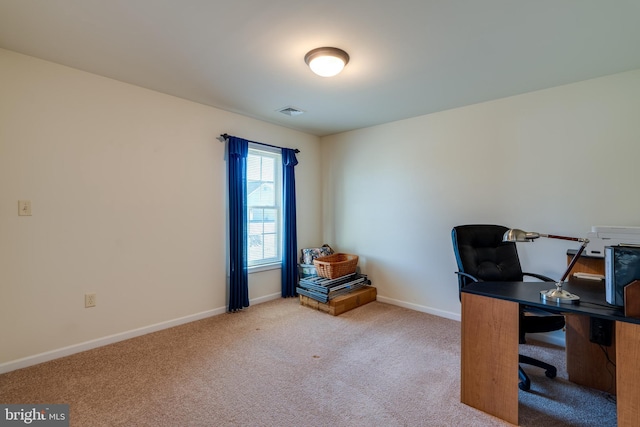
<box><xmin>0</xmin><ymin>49</ymin><xmax>322</xmax><ymax>369</ymax></box>
<box><xmin>321</xmin><ymin>69</ymin><xmax>640</xmax><ymax>321</ymax></box>
<box><xmin>4</xmin><ymin>45</ymin><xmax>640</xmax><ymax>370</ymax></box>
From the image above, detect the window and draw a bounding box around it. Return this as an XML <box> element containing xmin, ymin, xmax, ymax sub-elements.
<box><xmin>246</xmin><ymin>145</ymin><xmax>282</xmax><ymax>267</ymax></box>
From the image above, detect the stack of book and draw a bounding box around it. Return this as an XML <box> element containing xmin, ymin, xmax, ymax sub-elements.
<box><xmin>297</xmin><ymin>273</ymin><xmax>370</xmax><ymax>304</ymax></box>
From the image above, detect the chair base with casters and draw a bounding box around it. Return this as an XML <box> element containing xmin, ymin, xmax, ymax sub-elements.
<box><xmin>519</xmin><ymin>355</ymin><xmax>557</xmax><ymax>391</ymax></box>
<box><xmin>517</xmin><ymin>311</ymin><xmax>564</xmax><ymax>390</ymax></box>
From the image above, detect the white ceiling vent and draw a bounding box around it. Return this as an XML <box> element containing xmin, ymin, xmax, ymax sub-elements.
<box><xmin>277</xmin><ymin>106</ymin><xmax>305</xmax><ymax>116</ymax></box>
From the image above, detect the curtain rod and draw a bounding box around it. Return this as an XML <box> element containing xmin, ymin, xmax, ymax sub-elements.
<box><xmin>219</xmin><ymin>134</ymin><xmax>300</xmax><ymax>153</ymax></box>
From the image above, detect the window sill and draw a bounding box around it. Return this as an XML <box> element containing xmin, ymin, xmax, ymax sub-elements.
<box><xmin>248</xmin><ymin>263</ymin><xmax>282</xmax><ymax>274</ymax></box>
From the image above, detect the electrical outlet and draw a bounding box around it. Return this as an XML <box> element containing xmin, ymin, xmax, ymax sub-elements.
<box><xmin>589</xmin><ymin>317</ymin><xmax>613</xmax><ymax>346</ymax></box>
<box><xmin>85</xmin><ymin>293</ymin><xmax>97</xmax><ymax>308</ymax></box>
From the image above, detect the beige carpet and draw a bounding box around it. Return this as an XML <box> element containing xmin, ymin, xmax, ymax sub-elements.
<box><xmin>0</xmin><ymin>298</ymin><xmax>616</xmax><ymax>426</ymax></box>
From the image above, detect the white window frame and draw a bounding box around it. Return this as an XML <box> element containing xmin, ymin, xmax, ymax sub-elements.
<box><xmin>246</xmin><ymin>143</ymin><xmax>282</xmax><ymax>271</ymax></box>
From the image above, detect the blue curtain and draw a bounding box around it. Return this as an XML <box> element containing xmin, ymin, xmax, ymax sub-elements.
<box><xmin>281</xmin><ymin>148</ymin><xmax>299</xmax><ymax>297</ymax></box>
<box><xmin>227</xmin><ymin>137</ymin><xmax>249</xmax><ymax>312</ymax></box>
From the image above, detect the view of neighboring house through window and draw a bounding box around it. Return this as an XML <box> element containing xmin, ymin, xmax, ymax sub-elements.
<box><xmin>247</xmin><ymin>144</ymin><xmax>282</xmax><ymax>267</ymax></box>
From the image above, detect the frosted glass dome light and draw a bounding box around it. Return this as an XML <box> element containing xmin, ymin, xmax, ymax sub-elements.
<box><xmin>304</xmin><ymin>47</ymin><xmax>350</xmax><ymax>77</ymax></box>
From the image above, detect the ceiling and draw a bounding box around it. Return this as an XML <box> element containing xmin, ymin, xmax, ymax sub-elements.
<box><xmin>1</xmin><ymin>1</ymin><xmax>639</xmax><ymax>137</ymax></box>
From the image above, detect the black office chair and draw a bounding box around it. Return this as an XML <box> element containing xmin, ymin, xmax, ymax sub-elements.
<box><xmin>451</xmin><ymin>224</ymin><xmax>566</xmax><ymax>391</ymax></box>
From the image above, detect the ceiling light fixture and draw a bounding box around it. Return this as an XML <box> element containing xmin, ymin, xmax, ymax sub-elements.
<box><xmin>304</xmin><ymin>47</ymin><xmax>349</xmax><ymax>77</ymax></box>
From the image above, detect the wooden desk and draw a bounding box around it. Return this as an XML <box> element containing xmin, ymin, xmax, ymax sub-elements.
<box><xmin>461</xmin><ymin>280</ymin><xmax>640</xmax><ymax>426</ymax></box>
<box><xmin>564</xmin><ymin>253</ymin><xmax>615</xmax><ymax>392</ymax></box>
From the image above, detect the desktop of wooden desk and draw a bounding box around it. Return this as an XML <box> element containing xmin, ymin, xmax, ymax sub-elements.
<box><xmin>460</xmin><ymin>279</ymin><xmax>640</xmax><ymax>426</ymax></box>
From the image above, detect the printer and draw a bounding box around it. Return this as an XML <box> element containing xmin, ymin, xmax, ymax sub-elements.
<box><xmin>585</xmin><ymin>226</ymin><xmax>640</xmax><ymax>257</ymax></box>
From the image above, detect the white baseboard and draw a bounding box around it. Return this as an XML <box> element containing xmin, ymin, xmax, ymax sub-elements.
<box><xmin>375</xmin><ymin>295</ymin><xmax>566</xmax><ymax>348</ymax></box>
<box><xmin>376</xmin><ymin>295</ymin><xmax>461</xmax><ymax>322</ymax></box>
<box><xmin>249</xmin><ymin>292</ymin><xmax>281</xmax><ymax>305</ymax></box>
<box><xmin>0</xmin><ymin>293</ymin><xmax>282</xmax><ymax>374</ymax></box>
<box><xmin>1</xmin><ymin>292</ymin><xmax>563</xmax><ymax>374</ymax></box>
<box><xmin>526</xmin><ymin>331</ymin><xmax>566</xmax><ymax>347</ymax></box>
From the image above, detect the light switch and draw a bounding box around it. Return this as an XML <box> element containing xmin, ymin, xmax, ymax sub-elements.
<box><xmin>18</xmin><ymin>200</ymin><xmax>32</xmax><ymax>216</ymax></box>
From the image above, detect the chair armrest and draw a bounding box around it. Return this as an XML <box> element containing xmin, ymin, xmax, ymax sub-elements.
<box><xmin>455</xmin><ymin>271</ymin><xmax>480</xmax><ymax>283</ymax></box>
<box><xmin>455</xmin><ymin>271</ymin><xmax>480</xmax><ymax>302</ymax></box>
<box><xmin>522</xmin><ymin>272</ymin><xmax>556</xmax><ymax>282</ymax></box>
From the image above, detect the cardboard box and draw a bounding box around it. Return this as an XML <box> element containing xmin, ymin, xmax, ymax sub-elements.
<box><xmin>299</xmin><ymin>286</ymin><xmax>376</xmax><ymax>316</ymax></box>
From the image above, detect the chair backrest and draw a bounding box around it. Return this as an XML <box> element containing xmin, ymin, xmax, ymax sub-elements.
<box><xmin>451</xmin><ymin>225</ymin><xmax>525</xmax><ymax>294</ymax></box>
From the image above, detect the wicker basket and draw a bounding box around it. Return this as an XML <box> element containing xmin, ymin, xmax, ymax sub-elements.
<box><xmin>313</xmin><ymin>253</ymin><xmax>359</xmax><ymax>279</ymax></box>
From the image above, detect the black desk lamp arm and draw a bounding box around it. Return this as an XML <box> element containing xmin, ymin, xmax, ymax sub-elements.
<box><xmin>560</xmin><ymin>239</ymin><xmax>590</xmax><ymax>283</ymax></box>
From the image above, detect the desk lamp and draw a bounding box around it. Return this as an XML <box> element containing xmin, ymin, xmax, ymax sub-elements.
<box><xmin>503</xmin><ymin>229</ymin><xmax>589</xmax><ymax>304</ymax></box>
